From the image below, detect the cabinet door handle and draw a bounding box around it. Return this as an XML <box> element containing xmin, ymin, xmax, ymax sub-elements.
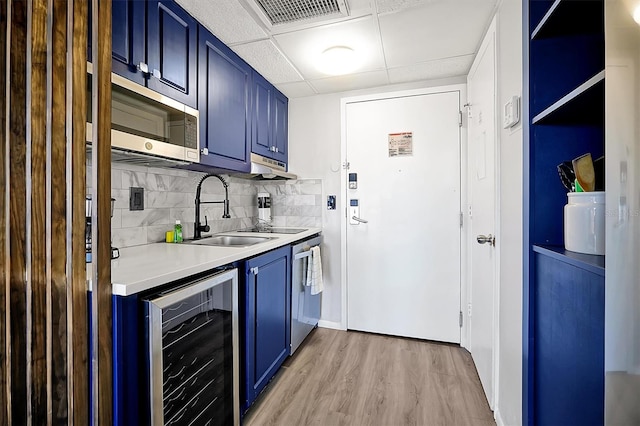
<box><xmin>275</xmin><ymin>147</ymin><xmax>279</xmax><ymax>153</ymax></box>
<box><xmin>137</xmin><ymin>62</ymin><xmax>149</xmax><ymax>74</ymax></box>
<box><xmin>250</xmin><ymin>266</ymin><xmax>259</xmax><ymax>275</ymax></box>
<box><xmin>201</xmin><ymin>147</ymin><xmax>209</xmax><ymax>156</ymax></box>
<box><xmin>152</xmin><ymin>69</ymin><xmax>161</xmax><ymax>79</ymax></box>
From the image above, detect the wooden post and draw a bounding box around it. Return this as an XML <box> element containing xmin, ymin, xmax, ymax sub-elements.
<box><xmin>0</xmin><ymin>0</ymin><xmax>8</xmax><ymax>422</ymax></box>
<box><xmin>8</xmin><ymin>0</ymin><xmax>29</xmax><ymax>422</ymax></box>
<box><xmin>1</xmin><ymin>0</ymin><xmax>92</xmax><ymax>422</ymax></box>
<box><xmin>68</xmin><ymin>0</ymin><xmax>88</xmax><ymax>423</ymax></box>
<box><xmin>90</xmin><ymin>0</ymin><xmax>112</xmax><ymax>424</ymax></box>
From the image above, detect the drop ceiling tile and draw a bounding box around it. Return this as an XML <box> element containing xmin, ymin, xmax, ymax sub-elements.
<box><xmin>378</xmin><ymin>1</ymin><xmax>496</xmax><ymax>67</ymax></box>
<box><xmin>274</xmin><ymin>16</ymin><xmax>387</xmax><ymax>81</ymax></box>
<box><xmin>388</xmin><ymin>54</ymin><xmax>474</xmax><ymax>84</ymax></box>
<box><xmin>175</xmin><ymin>0</ymin><xmax>267</xmax><ymax>44</ymax></box>
<box><xmin>231</xmin><ymin>40</ymin><xmax>304</xmax><ymax>84</ymax></box>
<box><xmin>309</xmin><ymin>69</ymin><xmax>389</xmax><ymax>94</ymax></box>
<box><xmin>376</xmin><ymin>0</ymin><xmax>438</xmax><ymax>14</ymax></box>
<box><xmin>276</xmin><ymin>81</ymin><xmax>318</xmax><ymax>98</ymax></box>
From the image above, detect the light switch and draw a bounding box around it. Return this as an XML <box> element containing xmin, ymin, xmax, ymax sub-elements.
<box><xmin>327</xmin><ymin>195</ymin><xmax>336</xmax><ymax>210</ymax></box>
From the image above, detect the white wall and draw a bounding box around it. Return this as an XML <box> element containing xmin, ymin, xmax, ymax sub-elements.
<box><xmin>287</xmin><ymin>76</ymin><xmax>465</xmax><ymax>326</ymax></box>
<box><xmin>495</xmin><ymin>0</ymin><xmax>523</xmax><ymax>423</ymax></box>
<box><xmin>288</xmin><ymin>2</ymin><xmax>523</xmax><ymax>422</ymax></box>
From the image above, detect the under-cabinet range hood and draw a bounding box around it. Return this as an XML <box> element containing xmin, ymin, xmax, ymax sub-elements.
<box><xmin>236</xmin><ymin>153</ymin><xmax>297</xmax><ymax>180</ymax></box>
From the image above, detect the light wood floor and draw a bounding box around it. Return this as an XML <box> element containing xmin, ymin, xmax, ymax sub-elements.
<box><xmin>243</xmin><ymin>327</ymin><xmax>495</xmax><ymax>426</ymax></box>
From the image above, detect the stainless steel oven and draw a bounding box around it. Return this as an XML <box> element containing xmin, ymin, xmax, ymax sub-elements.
<box><xmin>144</xmin><ymin>269</ymin><xmax>239</xmax><ymax>425</ymax></box>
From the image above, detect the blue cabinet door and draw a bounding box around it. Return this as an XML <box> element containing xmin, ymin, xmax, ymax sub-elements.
<box><xmin>533</xmin><ymin>252</ymin><xmax>604</xmax><ymax>425</ymax></box>
<box><xmin>272</xmin><ymin>89</ymin><xmax>288</xmax><ymax>164</ymax></box>
<box><xmin>197</xmin><ymin>25</ymin><xmax>252</xmax><ymax>172</ymax></box>
<box><xmin>251</xmin><ymin>71</ymin><xmax>273</xmax><ymax>158</ymax></box>
<box><xmin>147</xmin><ymin>0</ymin><xmax>197</xmax><ymax>108</ymax></box>
<box><xmin>242</xmin><ymin>246</ymin><xmax>291</xmax><ymax>410</ymax></box>
<box><xmin>111</xmin><ymin>0</ymin><xmax>146</xmax><ymax>85</ymax></box>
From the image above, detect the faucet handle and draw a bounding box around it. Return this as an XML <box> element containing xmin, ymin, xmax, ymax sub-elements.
<box><xmin>202</xmin><ymin>216</ymin><xmax>210</xmax><ymax>233</ymax></box>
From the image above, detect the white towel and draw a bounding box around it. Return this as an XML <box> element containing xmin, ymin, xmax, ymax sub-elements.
<box><xmin>305</xmin><ymin>246</ymin><xmax>324</xmax><ymax>295</ymax></box>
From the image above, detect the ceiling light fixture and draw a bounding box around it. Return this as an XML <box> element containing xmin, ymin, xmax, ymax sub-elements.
<box><xmin>316</xmin><ymin>46</ymin><xmax>359</xmax><ymax>76</ymax></box>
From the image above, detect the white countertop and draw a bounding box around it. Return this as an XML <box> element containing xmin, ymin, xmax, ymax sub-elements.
<box><xmin>97</xmin><ymin>227</ymin><xmax>321</xmax><ymax>296</ymax></box>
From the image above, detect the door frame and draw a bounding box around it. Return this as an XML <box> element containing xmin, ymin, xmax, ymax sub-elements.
<box><xmin>338</xmin><ymin>84</ymin><xmax>470</xmax><ymax>348</ymax></box>
<box><xmin>466</xmin><ymin>15</ymin><xmax>501</xmax><ymax>411</ymax></box>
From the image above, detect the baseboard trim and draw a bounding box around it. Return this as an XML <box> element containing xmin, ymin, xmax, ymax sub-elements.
<box><xmin>318</xmin><ymin>319</ymin><xmax>345</xmax><ymax>330</ymax></box>
<box><xmin>495</xmin><ymin>408</ymin><xmax>505</xmax><ymax>426</ymax></box>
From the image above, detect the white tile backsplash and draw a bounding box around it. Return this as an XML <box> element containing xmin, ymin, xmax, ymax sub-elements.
<box><xmin>87</xmin><ymin>159</ymin><xmax>324</xmax><ymax>248</ymax></box>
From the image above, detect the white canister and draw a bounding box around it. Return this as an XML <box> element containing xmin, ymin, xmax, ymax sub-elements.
<box><xmin>564</xmin><ymin>191</ymin><xmax>605</xmax><ymax>255</ymax></box>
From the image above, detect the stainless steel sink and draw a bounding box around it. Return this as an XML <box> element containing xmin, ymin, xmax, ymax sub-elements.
<box><xmin>187</xmin><ymin>235</ymin><xmax>273</xmax><ymax>247</ymax></box>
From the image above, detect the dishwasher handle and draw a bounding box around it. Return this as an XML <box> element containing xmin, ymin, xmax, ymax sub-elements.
<box><xmin>293</xmin><ymin>245</ymin><xmax>319</xmax><ymax>260</ymax></box>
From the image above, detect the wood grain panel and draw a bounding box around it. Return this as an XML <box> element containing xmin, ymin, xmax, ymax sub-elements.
<box><xmin>50</xmin><ymin>0</ymin><xmax>68</xmax><ymax>423</ymax></box>
<box><xmin>29</xmin><ymin>0</ymin><xmax>49</xmax><ymax>422</ymax></box>
<box><xmin>0</xmin><ymin>0</ymin><xmax>8</xmax><ymax>423</ymax></box>
<box><xmin>9</xmin><ymin>0</ymin><xmax>28</xmax><ymax>422</ymax></box>
<box><xmin>69</xmin><ymin>0</ymin><xmax>88</xmax><ymax>422</ymax></box>
<box><xmin>245</xmin><ymin>329</ymin><xmax>496</xmax><ymax>426</ymax></box>
<box><xmin>92</xmin><ymin>0</ymin><xmax>112</xmax><ymax>423</ymax></box>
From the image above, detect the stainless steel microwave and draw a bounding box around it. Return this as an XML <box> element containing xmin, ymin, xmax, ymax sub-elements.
<box><xmin>86</xmin><ymin>63</ymin><xmax>199</xmax><ymax>164</ymax></box>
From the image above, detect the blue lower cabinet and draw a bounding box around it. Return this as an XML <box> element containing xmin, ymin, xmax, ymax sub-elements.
<box><xmin>112</xmin><ymin>294</ymin><xmax>148</xmax><ymax>426</ymax></box>
<box><xmin>532</xmin><ymin>250</ymin><xmax>605</xmax><ymax>425</ymax></box>
<box><xmin>241</xmin><ymin>246</ymin><xmax>291</xmax><ymax>412</ymax></box>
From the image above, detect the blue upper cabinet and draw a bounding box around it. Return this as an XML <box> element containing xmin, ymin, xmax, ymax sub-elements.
<box><xmin>197</xmin><ymin>25</ymin><xmax>252</xmax><ymax>172</ymax></box>
<box><xmin>89</xmin><ymin>0</ymin><xmax>198</xmax><ymax>109</ymax></box>
<box><xmin>111</xmin><ymin>0</ymin><xmax>146</xmax><ymax>85</ymax></box>
<box><xmin>272</xmin><ymin>89</ymin><xmax>288</xmax><ymax>164</ymax></box>
<box><xmin>147</xmin><ymin>0</ymin><xmax>198</xmax><ymax>109</ymax></box>
<box><xmin>251</xmin><ymin>71</ymin><xmax>273</xmax><ymax>159</ymax></box>
<box><xmin>251</xmin><ymin>71</ymin><xmax>288</xmax><ymax>165</ymax></box>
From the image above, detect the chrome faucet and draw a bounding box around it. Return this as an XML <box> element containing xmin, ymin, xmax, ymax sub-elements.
<box><xmin>194</xmin><ymin>173</ymin><xmax>230</xmax><ymax>239</ymax></box>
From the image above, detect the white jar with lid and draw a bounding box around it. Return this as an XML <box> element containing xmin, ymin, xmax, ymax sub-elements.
<box><xmin>564</xmin><ymin>191</ymin><xmax>605</xmax><ymax>255</ymax></box>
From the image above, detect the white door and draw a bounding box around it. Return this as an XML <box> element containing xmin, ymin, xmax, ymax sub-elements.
<box><xmin>467</xmin><ymin>23</ymin><xmax>497</xmax><ymax>409</ymax></box>
<box><xmin>345</xmin><ymin>90</ymin><xmax>462</xmax><ymax>343</ymax></box>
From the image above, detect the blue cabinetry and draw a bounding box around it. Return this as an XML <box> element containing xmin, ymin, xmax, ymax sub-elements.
<box><xmin>147</xmin><ymin>0</ymin><xmax>198</xmax><ymax>109</ymax></box>
<box><xmin>524</xmin><ymin>0</ymin><xmax>605</xmax><ymax>424</ymax></box>
<box><xmin>111</xmin><ymin>0</ymin><xmax>146</xmax><ymax>85</ymax></box>
<box><xmin>89</xmin><ymin>0</ymin><xmax>198</xmax><ymax>108</ymax></box>
<box><xmin>531</xmin><ymin>247</ymin><xmax>604</xmax><ymax>425</ymax></box>
<box><xmin>195</xmin><ymin>25</ymin><xmax>252</xmax><ymax>172</ymax></box>
<box><xmin>251</xmin><ymin>71</ymin><xmax>288</xmax><ymax>165</ymax></box>
<box><xmin>241</xmin><ymin>246</ymin><xmax>291</xmax><ymax>411</ymax></box>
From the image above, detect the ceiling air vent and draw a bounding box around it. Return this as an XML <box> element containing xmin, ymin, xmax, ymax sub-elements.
<box><xmin>254</xmin><ymin>0</ymin><xmax>349</xmax><ymax>26</ymax></box>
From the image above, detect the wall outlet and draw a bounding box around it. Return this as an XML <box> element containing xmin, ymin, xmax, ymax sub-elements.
<box><xmin>129</xmin><ymin>187</ymin><xmax>144</xmax><ymax>211</ymax></box>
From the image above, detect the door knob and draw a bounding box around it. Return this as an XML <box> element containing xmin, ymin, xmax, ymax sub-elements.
<box><xmin>476</xmin><ymin>234</ymin><xmax>495</xmax><ymax>246</ymax></box>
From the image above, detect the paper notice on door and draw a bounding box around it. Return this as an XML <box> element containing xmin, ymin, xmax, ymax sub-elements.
<box><xmin>388</xmin><ymin>132</ymin><xmax>413</xmax><ymax>157</ymax></box>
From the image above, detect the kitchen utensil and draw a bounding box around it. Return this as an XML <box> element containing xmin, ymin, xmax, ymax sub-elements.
<box><xmin>593</xmin><ymin>155</ymin><xmax>605</xmax><ymax>191</ymax></box>
<box><xmin>557</xmin><ymin>161</ymin><xmax>575</xmax><ymax>192</ymax></box>
<box><xmin>572</xmin><ymin>152</ymin><xmax>595</xmax><ymax>192</ymax></box>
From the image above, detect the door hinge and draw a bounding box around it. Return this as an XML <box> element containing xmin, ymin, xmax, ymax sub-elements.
<box><xmin>459</xmin><ymin>311</ymin><xmax>463</xmax><ymax>327</ymax></box>
<box><xmin>459</xmin><ymin>111</ymin><xmax>463</xmax><ymax>127</ymax></box>
<box><xmin>250</xmin><ymin>266</ymin><xmax>259</xmax><ymax>275</ymax></box>
<box><xmin>342</xmin><ymin>161</ymin><xmax>350</xmax><ymax>170</ymax></box>
<box><xmin>460</xmin><ymin>212</ymin><xmax>463</xmax><ymax>228</ymax></box>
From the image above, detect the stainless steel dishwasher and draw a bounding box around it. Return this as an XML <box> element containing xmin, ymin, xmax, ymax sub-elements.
<box><xmin>290</xmin><ymin>235</ymin><xmax>322</xmax><ymax>355</ymax></box>
<box><xmin>144</xmin><ymin>268</ymin><xmax>239</xmax><ymax>426</ymax></box>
